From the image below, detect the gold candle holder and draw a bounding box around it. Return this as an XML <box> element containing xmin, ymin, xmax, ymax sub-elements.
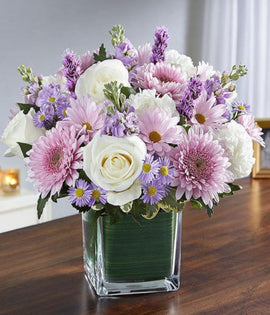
<box><xmin>1</xmin><ymin>168</ymin><xmax>20</xmax><ymax>194</ymax></box>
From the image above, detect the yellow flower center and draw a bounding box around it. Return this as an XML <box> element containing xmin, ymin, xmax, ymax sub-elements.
<box><xmin>149</xmin><ymin>131</ymin><xmax>161</xmax><ymax>143</ymax></box>
<box><xmin>148</xmin><ymin>186</ymin><xmax>157</xmax><ymax>196</ymax></box>
<box><xmin>75</xmin><ymin>188</ymin><xmax>84</xmax><ymax>198</ymax></box>
<box><xmin>238</xmin><ymin>105</ymin><xmax>245</xmax><ymax>111</ymax></box>
<box><xmin>82</xmin><ymin>122</ymin><xmax>92</xmax><ymax>130</ymax></box>
<box><xmin>48</xmin><ymin>97</ymin><xmax>56</xmax><ymax>103</ymax></box>
<box><xmin>142</xmin><ymin>163</ymin><xmax>151</xmax><ymax>173</ymax></box>
<box><xmin>62</xmin><ymin>109</ymin><xmax>67</xmax><ymax>116</ymax></box>
<box><xmin>160</xmin><ymin>166</ymin><xmax>169</xmax><ymax>176</ymax></box>
<box><xmin>39</xmin><ymin>114</ymin><xmax>45</xmax><ymax>122</ymax></box>
<box><xmin>92</xmin><ymin>189</ymin><xmax>101</xmax><ymax>199</ymax></box>
<box><xmin>195</xmin><ymin>113</ymin><xmax>206</xmax><ymax>124</ymax></box>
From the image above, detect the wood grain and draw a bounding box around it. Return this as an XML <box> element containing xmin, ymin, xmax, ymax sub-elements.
<box><xmin>1</xmin><ymin>177</ymin><xmax>270</xmax><ymax>314</ymax></box>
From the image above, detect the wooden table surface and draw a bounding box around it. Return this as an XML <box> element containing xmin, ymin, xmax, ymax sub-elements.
<box><xmin>1</xmin><ymin>177</ymin><xmax>270</xmax><ymax>315</ymax></box>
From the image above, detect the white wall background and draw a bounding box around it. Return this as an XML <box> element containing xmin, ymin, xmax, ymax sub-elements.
<box><xmin>0</xmin><ymin>0</ymin><xmax>268</xmax><ymax>219</ymax></box>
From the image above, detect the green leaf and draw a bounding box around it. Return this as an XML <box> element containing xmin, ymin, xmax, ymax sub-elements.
<box><xmin>51</xmin><ymin>185</ymin><xmax>69</xmax><ymax>203</ymax></box>
<box><xmin>104</xmin><ymin>204</ymin><xmax>125</xmax><ymax>225</ymax></box>
<box><xmin>120</xmin><ymin>201</ymin><xmax>133</xmax><ymax>213</ymax></box>
<box><xmin>91</xmin><ymin>203</ymin><xmax>105</xmax><ymax>211</ymax></box>
<box><xmin>130</xmin><ymin>199</ymin><xmax>147</xmax><ymax>225</ymax></box>
<box><xmin>78</xmin><ymin>169</ymin><xmax>91</xmax><ymax>182</ymax></box>
<box><xmin>17</xmin><ymin>142</ymin><xmax>32</xmax><ymax>158</ymax></box>
<box><xmin>37</xmin><ymin>193</ymin><xmax>50</xmax><ymax>219</ymax></box>
<box><xmin>158</xmin><ymin>188</ymin><xmax>185</xmax><ymax>213</ymax></box>
<box><xmin>120</xmin><ymin>86</ymin><xmax>136</xmax><ymax>98</ymax></box>
<box><xmin>93</xmin><ymin>43</ymin><xmax>109</xmax><ymax>62</ymax></box>
<box><xmin>190</xmin><ymin>199</ymin><xmax>203</xmax><ymax>210</ymax></box>
<box><xmin>17</xmin><ymin>103</ymin><xmax>39</xmax><ymax>114</ymax></box>
<box><xmin>72</xmin><ymin>203</ymin><xmax>91</xmax><ymax>213</ymax></box>
<box><xmin>229</xmin><ymin>183</ymin><xmax>242</xmax><ymax>192</ymax></box>
<box><xmin>142</xmin><ymin>204</ymin><xmax>159</xmax><ymax>220</ymax></box>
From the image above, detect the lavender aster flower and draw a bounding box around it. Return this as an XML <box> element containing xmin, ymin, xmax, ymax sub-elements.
<box><xmin>36</xmin><ymin>83</ymin><xmax>69</xmax><ymax>109</ymax></box>
<box><xmin>68</xmin><ymin>179</ymin><xmax>92</xmax><ymax>207</ymax></box>
<box><xmin>139</xmin><ymin>154</ymin><xmax>160</xmax><ymax>183</ymax></box>
<box><xmin>150</xmin><ymin>26</ymin><xmax>169</xmax><ymax>64</ymax></box>
<box><xmin>88</xmin><ymin>182</ymin><xmax>107</xmax><ymax>207</ymax></box>
<box><xmin>115</xmin><ymin>38</ymin><xmax>138</xmax><ymax>69</ymax></box>
<box><xmin>55</xmin><ymin>103</ymin><xmax>70</xmax><ymax>120</ymax></box>
<box><xmin>33</xmin><ymin>104</ymin><xmax>55</xmax><ymax>128</ymax></box>
<box><xmin>141</xmin><ymin>181</ymin><xmax>167</xmax><ymax>205</ymax></box>
<box><xmin>62</xmin><ymin>49</ymin><xmax>81</xmax><ymax>98</ymax></box>
<box><xmin>232</xmin><ymin>101</ymin><xmax>250</xmax><ymax>115</ymax></box>
<box><xmin>157</xmin><ymin>157</ymin><xmax>175</xmax><ymax>185</ymax></box>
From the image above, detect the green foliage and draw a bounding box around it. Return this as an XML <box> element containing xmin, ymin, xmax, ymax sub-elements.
<box><xmin>121</xmin><ymin>86</ymin><xmax>136</xmax><ymax>98</ymax></box>
<box><xmin>103</xmin><ymin>81</ymin><xmax>124</xmax><ymax>111</ymax></box>
<box><xmin>229</xmin><ymin>63</ymin><xmax>248</xmax><ymax>82</ymax></box>
<box><xmin>104</xmin><ymin>204</ymin><xmax>125</xmax><ymax>225</ymax></box>
<box><xmin>17</xmin><ymin>65</ymin><xmax>39</xmax><ymax>84</ymax></box>
<box><xmin>190</xmin><ymin>199</ymin><xmax>203</xmax><ymax>210</ymax></box>
<box><xmin>120</xmin><ymin>201</ymin><xmax>133</xmax><ymax>213</ymax></box>
<box><xmin>17</xmin><ymin>142</ymin><xmax>32</xmax><ymax>158</ymax></box>
<box><xmin>158</xmin><ymin>188</ymin><xmax>185</xmax><ymax>213</ymax></box>
<box><xmin>51</xmin><ymin>185</ymin><xmax>69</xmax><ymax>203</ymax></box>
<box><xmin>93</xmin><ymin>43</ymin><xmax>109</xmax><ymax>62</ymax></box>
<box><xmin>143</xmin><ymin>204</ymin><xmax>159</xmax><ymax>220</ymax></box>
<box><xmin>109</xmin><ymin>24</ymin><xmax>125</xmax><ymax>47</ymax></box>
<box><xmin>17</xmin><ymin>103</ymin><xmax>39</xmax><ymax>114</ymax></box>
<box><xmin>37</xmin><ymin>193</ymin><xmax>50</xmax><ymax>219</ymax></box>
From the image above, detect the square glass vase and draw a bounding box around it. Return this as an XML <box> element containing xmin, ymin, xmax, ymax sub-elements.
<box><xmin>82</xmin><ymin>210</ymin><xmax>182</xmax><ymax>296</ymax></box>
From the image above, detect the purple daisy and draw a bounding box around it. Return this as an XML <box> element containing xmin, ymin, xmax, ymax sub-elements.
<box><xmin>33</xmin><ymin>105</ymin><xmax>55</xmax><ymax>128</ymax></box>
<box><xmin>36</xmin><ymin>83</ymin><xmax>69</xmax><ymax>109</ymax></box>
<box><xmin>141</xmin><ymin>181</ymin><xmax>167</xmax><ymax>205</ymax></box>
<box><xmin>139</xmin><ymin>154</ymin><xmax>160</xmax><ymax>183</ymax></box>
<box><xmin>157</xmin><ymin>157</ymin><xmax>175</xmax><ymax>185</ymax></box>
<box><xmin>88</xmin><ymin>182</ymin><xmax>107</xmax><ymax>207</ymax></box>
<box><xmin>55</xmin><ymin>103</ymin><xmax>70</xmax><ymax>120</ymax></box>
<box><xmin>68</xmin><ymin>179</ymin><xmax>92</xmax><ymax>207</ymax></box>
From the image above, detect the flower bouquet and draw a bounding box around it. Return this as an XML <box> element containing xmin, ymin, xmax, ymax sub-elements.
<box><xmin>2</xmin><ymin>25</ymin><xmax>264</xmax><ymax>296</ymax></box>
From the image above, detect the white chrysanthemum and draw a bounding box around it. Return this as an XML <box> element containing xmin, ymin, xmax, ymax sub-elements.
<box><xmin>213</xmin><ymin>120</ymin><xmax>255</xmax><ymax>179</ymax></box>
<box><xmin>129</xmin><ymin>89</ymin><xmax>178</xmax><ymax>118</ymax></box>
<box><xmin>165</xmin><ymin>49</ymin><xmax>196</xmax><ymax>77</ymax></box>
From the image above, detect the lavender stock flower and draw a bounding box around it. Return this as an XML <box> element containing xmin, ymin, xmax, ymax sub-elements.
<box><xmin>62</xmin><ymin>50</ymin><xmax>81</xmax><ymax>98</ymax></box>
<box><xmin>150</xmin><ymin>26</ymin><xmax>169</xmax><ymax>64</ymax></box>
<box><xmin>115</xmin><ymin>38</ymin><xmax>137</xmax><ymax>68</ymax></box>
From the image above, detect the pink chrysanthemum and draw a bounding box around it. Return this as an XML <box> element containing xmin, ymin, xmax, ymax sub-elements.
<box><xmin>60</xmin><ymin>95</ymin><xmax>104</xmax><ymax>144</ymax></box>
<box><xmin>190</xmin><ymin>91</ymin><xmax>227</xmax><ymax>131</ymax></box>
<box><xmin>238</xmin><ymin>114</ymin><xmax>265</xmax><ymax>147</ymax></box>
<box><xmin>133</xmin><ymin>63</ymin><xmax>188</xmax><ymax>102</ymax></box>
<box><xmin>137</xmin><ymin>43</ymin><xmax>152</xmax><ymax>66</ymax></box>
<box><xmin>171</xmin><ymin>126</ymin><xmax>234</xmax><ymax>207</ymax></box>
<box><xmin>139</xmin><ymin>108</ymin><xmax>183</xmax><ymax>156</ymax></box>
<box><xmin>26</xmin><ymin>125</ymin><xmax>84</xmax><ymax>198</ymax></box>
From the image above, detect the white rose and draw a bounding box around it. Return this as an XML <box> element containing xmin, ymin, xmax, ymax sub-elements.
<box><xmin>165</xmin><ymin>49</ymin><xmax>196</xmax><ymax>77</ymax></box>
<box><xmin>213</xmin><ymin>120</ymin><xmax>255</xmax><ymax>179</ymax></box>
<box><xmin>83</xmin><ymin>133</ymin><xmax>146</xmax><ymax>206</ymax></box>
<box><xmin>129</xmin><ymin>89</ymin><xmax>179</xmax><ymax>118</ymax></box>
<box><xmin>75</xmin><ymin>59</ymin><xmax>130</xmax><ymax>103</ymax></box>
<box><xmin>1</xmin><ymin>109</ymin><xmax>45</xmax><ymax>158</ymax></box>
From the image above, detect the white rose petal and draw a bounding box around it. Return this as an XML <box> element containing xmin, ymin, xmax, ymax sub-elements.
<box><xmin>213</xmin><ymin>120</ymin><xmax>255</xmax><ymax>179</ymax></box>
<box><xmin>75</xmin><ymin>59</ymin><xmax>130</xmax><ymax>103</ymax></box>
<box><xmin>83</xmin><ymin>133</ymin><xmax>146</xmax><ymax>206</ymax></box>
<box><xmin>1</xmin><ymin>109</ymin><xmax>45</xmax><ymax>158</ymax></box>
<box><xmin>165</xmin><ymin>49</ymin><xmax>196</xmax><ymax>77</ymax></box>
